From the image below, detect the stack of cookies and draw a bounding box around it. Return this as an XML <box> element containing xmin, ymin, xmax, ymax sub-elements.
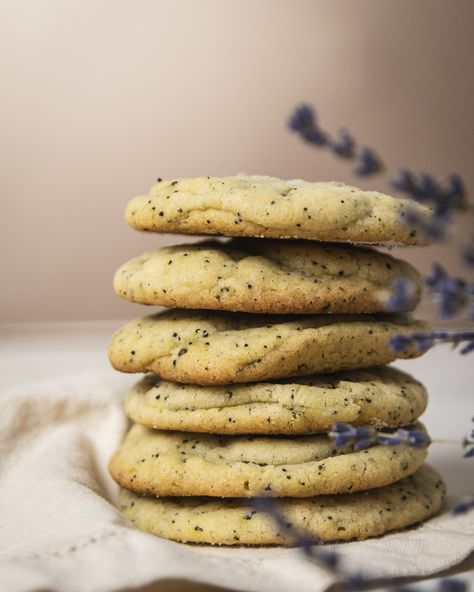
<box><xmin>108</xmin><ymin>175</ymin><xmax>445</xmax><ymax>545</ymax></box>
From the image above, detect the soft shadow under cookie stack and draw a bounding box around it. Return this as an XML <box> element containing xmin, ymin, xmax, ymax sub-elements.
<box><xmin>108</xmin><ymin>175</ymin><xmax>445</xmax><ymax>545</ymax></box>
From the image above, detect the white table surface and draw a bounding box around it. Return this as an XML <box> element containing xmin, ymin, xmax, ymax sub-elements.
<box><xmin>0</xmin><ymin>321</ymin><xmax>473</xmax><ymax>590</ymax></box>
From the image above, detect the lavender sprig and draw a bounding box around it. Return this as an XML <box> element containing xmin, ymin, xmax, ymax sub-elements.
<box><xmin>328</xmin><ymin>423</ymin><xmax>429</xmax><ymax>452</ymax></box>
<box><xmin>389</xmin><ymin>330</ymin><xmax>474</xmax><ymax>355</ymax></box>
<box><xmin>288</xmin><ymin>104</ymin><xmax>384</xmax><ymax>176</ymax></box>
<box><xmin>392</xmin><ymin>172</ymin><xmax>468</xmax><ymax>214</ymax></box>
<box><xmin>287</xmin><ymin>103</ymin><xmax>473</xmax><ymax>579</ymax></box>
<box><xmin>404</xmin><ymin>209</ymin><xmax>451</xmax><ymax>241</ymax></box>
<box><xmin>426</xmin><ymin>264</ymin><xmax>472</xmax><ymax>320</ymax></box>
<box><xmin>289</xmin><ymin>104</ymin><xmax>468</xmax><ymax>240</ymax></box>
<box><xmin>248</xmin><ymin>497</ymin><xmax>340</xmax><ymax>570</ymax></box>
<box><xmin>253</xmin><ymin>488</ymin><xmax>469</xmax><ymax>589</ymax></box>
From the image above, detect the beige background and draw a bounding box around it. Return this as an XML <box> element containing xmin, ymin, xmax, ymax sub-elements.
<box><xmin>1</xmin><ymin>0</ymin><xmax>472</xmax><ymax>323</ymax></box>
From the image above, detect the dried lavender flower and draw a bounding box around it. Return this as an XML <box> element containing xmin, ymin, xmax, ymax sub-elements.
<box><xmin>353</xmin><ymin>147</ymin><xmax>384</xmax><ymax>176</ymax></box>
<box><xmin>288</xmin><ymin>105</ymin><xmax>382</xmax><ymax>174</ymax></box>
<box><xmin>329</xmin><ymin>423</ymin><xmax>429</xmax><ymax>451</ymax></box>
<box><xmin>331</xmin><ymin>128</ymin><xmax>356</xmax><ymax>158</ymax></box>
<box><xmin>248</xmin><ymin>497</ymin><xmax>340</xmax><ymax>570</ymax></box>
<box><xmin>462</xmin><ymin>418</ymin><xmax>474</xmax><ymax>458</ymax></box>
<box><xmin>289</xmin><ymin>103</ymin><xmax>468</xmax><ymax>243</ymax></box>
<box><xmin>391</xmin><ymin>172</ymin><xmax>467</xmax><ymax>214</ymax></box>
<box><xmin>391</xmin><ymin>169</ymin><xmax>418</xmax><ymax>194</ymax></box>
<box><xmin>404</xmin><ymin>209</ymin><xmax>451</xmax><ymax>241</ymax></box>
<box><xmin>385</xmin><ymin>277</ymin><xmax>419</xmax><ymax>312</ymax></box>
<box><xmin>426</xmin><ymin>264</ymin><xmax>471</xmax><ymax>319</ymax></box>
<box><xmin>390</xmin><ymin>330</ymin><xmax>474</xmax><ymax>354</ymax></box>
<box><xmin>288</xmin><ymin>105</ymin><xmax>328</xmax><ymax>146</ymax></box>
<box><xmin>438</xmin><ymin>579</ymin><xmax>469</xmax><ymax>592</ymax></box>
<box><xmin>452</xmin><ymin>497</ymin><xmax>474</xmax><ymax>515</ymax></box>
<box><xmin>389</xmin><ymin>332</ymin><xmax>431</xmax><ymax>352</ymax></box>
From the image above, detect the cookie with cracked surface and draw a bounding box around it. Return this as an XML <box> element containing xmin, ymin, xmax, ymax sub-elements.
<box><xmin>109</xmin><ymin>422</ymin><xmax>428</xmax><ymax>497</ymax></box>
<box><xmin>125</xmin><ymin>175</ymin><xmax>432</xmax><ymax>245</ymax></box>
<box><xmin>125</xmin><ymin>366</ymin><xmax>427</xmax><ymax>435</ymax></box>
<box><xmin>108</xmin><ymin>310</ymin><xmax>430</xmax><ymax>385</ymax></box>
<box><xmin>118</xmin><ymin>465</ymin><xmax>445</xmax><ymax>544</ymax></box>
<box><xmin>114</xmin><ymin>239</ymin><xmax>422</xmax><ymax>314</ymax></box>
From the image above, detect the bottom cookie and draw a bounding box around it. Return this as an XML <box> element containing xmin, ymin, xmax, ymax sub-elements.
<box><xmin>118</xmin><ymin>465</ymin><xmax>445</xmax><ymax>545</ymax></box>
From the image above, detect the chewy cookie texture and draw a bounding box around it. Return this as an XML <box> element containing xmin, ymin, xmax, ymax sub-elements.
<box><xmin>118</xmin><ymin>465</ymin><xmax>445</xmax><ymax>545</ymax></box>
<box><xmin>108</xmin><ymin>310</ymin><xmax>430</xmax><ymax>385</ymax></box>
<box><xmin>108</xmin><ymin>422</ymin><xmax>428</xmax><ymax>498</ymax></box>
<box><xmin>125</xmin><ymin>366</ymin><xmax>428</xmax><ymax>435</ymax></box>
<box><xmin>109</xmin><ymin>174</ymin><xmax>443</xmax><ymax>546</ymax></box>
<box><xmin>125</xmin><ymin>175</ymin><xmax>432</xmax><ymax>246</ymax></box>
<box><xmin>114</xmin><ymin>239</ymin><xmax>422</xmax><ymax>314</ymax></box>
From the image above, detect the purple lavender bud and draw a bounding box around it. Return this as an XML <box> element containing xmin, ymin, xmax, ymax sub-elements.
<box><xmin>414</xmin><ymin>334</ymin><xmax>431</xmax><ymax>351</ymax></box>
<box><xmin>415</xmin><ymin>173</ymin><xmax>440</xmax><ymax>203</ymax></box>
<box><xmin>303</xmin><ymin>127</ymin><xmax>328</xmax><ymax>146</ymax></box>
<box><xmin>353</xmin><ymin>147</ymin><xmax>383</xmax><ymax>176</ymax></box>
<box><xmin>404</xmin><ymin>210</ymin><xmax>449</xmax><ymax>241</ymax></box>
<box><xmin>407</xmin><ymin>429</ymin><xmax>430</xmax><ymax>448</ymax></box>
<box><xmin>439</xmin><ymin>278</ymin><xmax>467</xmax><ymax>319</ymax></box>
<box><xmin>426</xmin><ymin>263</ymin><xmax>447</xmax><ymax>288</ymax></box>
<box><xmin>430</xmin><ymin>330</ymin><xmax>450</xmax><ymax>339</ymax></box>
<box><xmin>288</xmin><ymin>105</ymin><xmax>328</xmax><ymax>146</ymax></box>
<box><xmin>391</xmin><ymin>331</ymin><xmax>435</xmax><ymax>353</ymax></box>
<box><xmin>331</xmin><ymin>422</ymin><xmax>354</xmax><ymax>433</ymax></box>
<box><xmin>439</xmin><ymin>578</ymin><xmax>468</xmax><ymax>592</ymax></box>
<box><xmin>332</xmin><ymin>433</ymin><xmax>354</xmax><ymax>447</ymax></box>
<box><xmin>391</xmin><ymin>169</ymin><xmax>417</xmax><ymax>193</ymax></box>
<box><xmin>452</xmin><ymin>497</ymin><xmax>474</xmax><ymax>514</ymax></box>
<box><xmin>354</xmin><ymin>426</ymin><xmax>372</xmax><ymax>439</ymax></box>
<box><xmin>389</xmin><ymin>334</ymin><xmax>411</xmax><ymax>351</ymax></box>
<box><xmin>445</xmin><ymin>174</ymin><xmax>467</xmax><ymax>210</ymax></box>
<box><xmin>426</xmin><ymin>264</ymin><xmax>468</xmax><ymax>319</ymax></box>
<box><xmin>353</xmin><ymin>438</ymin><xmax>375</xmax><ymax>451</ymax></box>
<box><xmin>331</xmin><ymin>128</ymin><xmax>355</xmax><ymax>158</ymax></box>
<box><xmin>288</xmin><ymin>105</ymin><xmax>315</xmax><ymax>131</ymax></box>
<box><xmin>385</xmin><ymin>277</ymin><xmax>417</xmax><ymax>312</ymax></box>
<box><xmin>458</xmin><ymin>336</ymin><xmax>474</xmax><ymax>354</ymax></box>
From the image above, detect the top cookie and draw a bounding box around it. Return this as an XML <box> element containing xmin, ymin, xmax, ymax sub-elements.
<box><xmin>125</xmin><ymin>175</ymin><xmax>432</xmax><ymax>245</ymax></box>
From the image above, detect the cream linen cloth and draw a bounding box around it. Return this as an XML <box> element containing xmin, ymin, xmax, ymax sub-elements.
<box><xmin>0</xmin><ymin>371</ymin><xmax>473</xmax><ymax>592</ymax></box>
